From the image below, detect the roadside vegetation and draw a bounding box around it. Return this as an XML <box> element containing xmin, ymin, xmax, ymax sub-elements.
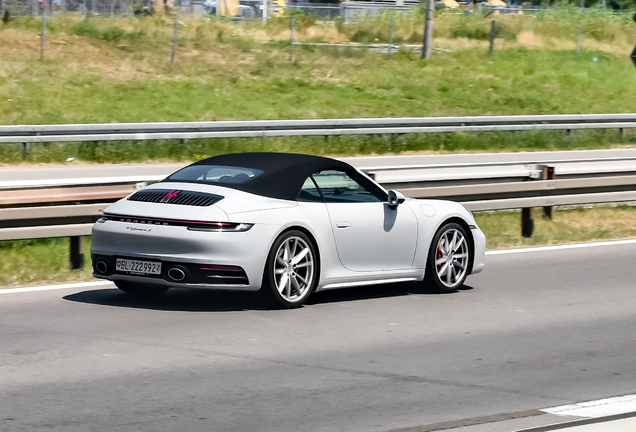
<box><xmin>2</xmin><ymin>204</ymin><xmax>636</xmax><ymax>288</ymax></box>
<box><xmin>1</xmin><ymin>7</ymin><xmax>636</xmax><ymax>162</ymax></box>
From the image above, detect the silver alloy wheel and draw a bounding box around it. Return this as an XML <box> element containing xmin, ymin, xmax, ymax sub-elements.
<box><xmin>273</xmin><ymin>236</ymin><xmax>315</xmax><ymax>303</ymax></box>
<box><xmin>434</xmin><ymin>228</ymin><xmax>469</xmax><ymax>289</ymax></box>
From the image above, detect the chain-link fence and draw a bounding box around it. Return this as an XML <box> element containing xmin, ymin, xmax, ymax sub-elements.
<box><xmin>0</xmin><ymin>0</ymin><xmax>622</xmax><ymax>21</ymax></box>
<box><xmin>0</xmin><ymin>0</ymin><xmax>212</xmax><ymax>17</ymax></box>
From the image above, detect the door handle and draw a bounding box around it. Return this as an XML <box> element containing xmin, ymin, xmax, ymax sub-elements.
<box><xmin>336</xmin><ymin>221</ymin><xmax>352</xmax><ymax>229</ymax></box>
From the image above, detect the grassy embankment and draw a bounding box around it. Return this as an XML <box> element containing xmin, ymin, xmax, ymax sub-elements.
<box><xmin>2</xmin><ymin>205</ymin><xmax>636</xmax><ymax>288</ymax></box>
<box><xmin>1</xmin><ymin>7</ymin><xmax>636</xmax><ymax>163</ymax></box>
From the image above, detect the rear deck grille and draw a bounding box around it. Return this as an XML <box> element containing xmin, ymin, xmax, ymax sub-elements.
<box><xmin>128</xmin><ymin>189</ymin><xmax>223</xmax><ymax>207</ymax></box>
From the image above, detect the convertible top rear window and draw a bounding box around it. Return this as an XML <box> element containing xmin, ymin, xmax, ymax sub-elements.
<box><xmin>166</xmin><ymin>165</ymin><xmax>264</xmax><ymax>185</ymax></box>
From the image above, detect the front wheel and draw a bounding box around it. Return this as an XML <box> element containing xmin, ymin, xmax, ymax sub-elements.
<box><xmin>423</xmin><ymin>223</ymin><xmax>471</xmax><ymax>293</ymax></box>
<box><xmin>261</xmin><ymin>230</ymin><xmax>319</xmax><ymax>309</ymax></box>
<box><xmin>115</xmin><ymin>281</ymin><xmax>169</xmax><ymax>296</ymax></box>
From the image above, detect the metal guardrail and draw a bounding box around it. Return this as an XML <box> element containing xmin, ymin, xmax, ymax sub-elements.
<box><xmin>1</xmin><ymin>114</ymin><xmax>636</xmax><ymax>143</ymax></box>
<box><xmin>0</xmin><ymin>154</ymin><xmax>635</xmax><ymax>233</ymax></box>
<box><xmin>0</xmin><ymin>149</ymin><xmax>635</xmax><ymax>268</ymax></box>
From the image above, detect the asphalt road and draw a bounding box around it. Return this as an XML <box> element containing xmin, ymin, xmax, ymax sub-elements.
<box><xmin>2</xmin><ymin>243</ymin><xmax>636</xmax><ymax>432</ymax></box>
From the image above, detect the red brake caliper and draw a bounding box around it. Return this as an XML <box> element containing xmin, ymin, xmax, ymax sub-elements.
<box><xmin>436</xmin><ymin>247</ymin><xmax>442</xmax><ymax>271</ymax></box>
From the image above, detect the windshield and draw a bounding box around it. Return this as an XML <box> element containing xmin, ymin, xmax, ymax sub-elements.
<box><xmin>165</xmin><ymin>165</ymin><xmax>264</xmax><ymax>185</ymax></box>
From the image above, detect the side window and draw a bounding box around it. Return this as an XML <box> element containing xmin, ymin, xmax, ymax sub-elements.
<box><xmin>311</xmin><ymin>170</ymin><xmax>384</xmax><ymax>203</ymax></box>
<box><xmin>297</xmin><ymin>177</ymin><xmax>324</xmax><ymax>202</ymax></box>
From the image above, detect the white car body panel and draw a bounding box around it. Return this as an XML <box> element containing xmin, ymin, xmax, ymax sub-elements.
<box><xmin>324</xmin><ymin>201</ymin><xmax>418</xmax><ymax>272</ymax></box>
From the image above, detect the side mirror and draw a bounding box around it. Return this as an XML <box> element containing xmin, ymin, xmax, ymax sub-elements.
<box><xmin>387</xmin><ymin>190</ymin><xmax>405</xmax><ymax>208</ymax></box>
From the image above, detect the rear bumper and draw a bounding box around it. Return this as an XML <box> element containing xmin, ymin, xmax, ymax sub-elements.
<box><xmin>92</xmin><ymin>254</ymin><xmax>252</xmax><ymax>288</ymax></box>
<box><xmin>90</xmin><ymin>219</ymin><xmax>280</xmax><ymax>291</ymax></box>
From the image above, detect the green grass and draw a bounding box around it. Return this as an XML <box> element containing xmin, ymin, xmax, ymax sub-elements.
<box><xmin>0</xmin><ymin>237</ymin><xmax>94</xmax><ymax>287</ymax></box>
<box><xmin>3</xmin><ymin>48</ymin><xmax>635</xmax><ymax>124</ymax></box>
<box><xmin>2</xmin><ymin>205</ymin><xmax>636</xmax><ymax>288</ymax></box>
<box><xmin>1</xmin><ymin>10</ymin><xmax>636</xmax><ymax>162</ymax></box>
<box><xmin>475</xmin><ymin>204</ymin><xmax>636</xmax><ymax>249</ymax></box>
<box><xmin>1</xmin><ymin>129</ymin><xmax>634</xmax><ymax>165</ymax></box>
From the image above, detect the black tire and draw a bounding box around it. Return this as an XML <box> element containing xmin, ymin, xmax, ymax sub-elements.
<box><xmin>423</xmin><ymin>222</ymin><xmax>471</xmax><ymax>293</ymax></box>
<box><xmin>115</xmin><ymin>281</ymin><xmax>169</xmax><ymax>296</ymax></box>
<box><xmin>261</xmin><ymin>230</ymin><xmax>319</xmax><ymax>309</ymax></box>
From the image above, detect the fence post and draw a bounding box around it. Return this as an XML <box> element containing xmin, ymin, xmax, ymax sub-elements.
<box><xmin>521</xmin><ymin>208</ymin><xmax>534</xmax><ymax>238</ymax></box>
<box><xmin>576</xmin><ymin>25</ymin><xmax>582</xmax><ymax>55</ymax></box>
<box><xmin>216</xmin><ymin>0</ymin><xmax>220</xmax><ymax>17</ymax></box>
<box><xmin>387</xmin><ymin>16</ymin><xmax>394</xmax><ymax>59</ymax></box>
<box><xmin>290</xmin><ymin>15</ymin><xmax>295</xmax><ymax>63</ymax></box>
<box><xmin>488</xmin><ymin>20</ymin><xmax>495</xmax><ymax>56</ymax></box>
<box><xmin>171</xmin><ymin>14</ymin><xmax>179</xmax><ymax>64</ymax></box>
<box><xmin>70</xmin><ymin>236</ymin><xmax>85</xmax><ymax>270</ymax></box>
<box><xmin>40</xmin><ymin>4</ymin><xmax>47</xmax><ymax>61</ymax></box>
<box><xmin>340</xmin><ymin>1</ymin><xmax>345</xmax><ymax>19</ymax></box>
<box><xmin>262</xmin><ymin>0</ymin><xmax>267</xmax><ymax>24</ymax></box>
<box><xmin>421</xmin><ymin>0</ymin><xmax>433</xmax><ymax>60</ymax></box>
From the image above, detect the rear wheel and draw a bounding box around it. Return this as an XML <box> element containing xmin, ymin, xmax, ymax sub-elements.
<box><xmin>262</xmin><ymin>230</ymin><xmax>318</xmax><ymax>309</ymax></box>
<box><xmin>424</xmin><ymin>223</ymin><xmax>471</xmax><ymax>293</ymax></box>
<box><xmin>115</xmin><ymin>281</ymin><xmax>169</xmax><ymax>296</ymax></box>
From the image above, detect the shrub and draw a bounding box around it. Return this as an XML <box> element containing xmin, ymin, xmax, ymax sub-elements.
<box><xmin>101</xmin><ymin>26</ymin><xmax>126</xmax><ymax>42</ymax></box>
<box><xmin>4</xmin><ymin>15</ymin><xmax>55</xmax><ymax>33</ymax></box>
<box><xmin>71</xmin><ymin>19</ymin><xmax>100</xmax><ymax>38</ymax></box>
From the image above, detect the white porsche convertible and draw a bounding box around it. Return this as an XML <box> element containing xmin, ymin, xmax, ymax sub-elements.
<box><xmin>91</xmin><ymin>153</ymin><xmax>485</xmax><ymax>308</ymax></box>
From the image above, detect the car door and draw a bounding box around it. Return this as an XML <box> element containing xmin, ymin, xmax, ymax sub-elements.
<box><xmin>310</xmin><ymin>170</ymin><xmax>418</xmax><ymax>272</ymax></box>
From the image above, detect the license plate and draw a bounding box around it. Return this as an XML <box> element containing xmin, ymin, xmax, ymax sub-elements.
<box><xmin>116</xmin><ymin>258</ymin><xmax>162</xmax><ymax>275</ymax></box>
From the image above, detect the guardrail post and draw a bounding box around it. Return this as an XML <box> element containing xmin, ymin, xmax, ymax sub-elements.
<box><xmin>22</xmin><ymin>143</ymin><xmax>30</xmax><ymax>159</ymax></box>
<box><xmin>542</xmin><ymin>165</ymin><xmax>555</xmax><ymax>219</ymax></box>
<box><xmin>521</xmin><ymin>208</ymin><xmax>533</xmax><ymax>238</ymax></box>
<box><xmin>70</xmin><ymin>236</ymin><xmax>85</xmax><ymax>270</ymax></box>
<box><xmin>620</xmin><ymin>128</ymin><xmax>626</xmax><ymax>138</ymax></box>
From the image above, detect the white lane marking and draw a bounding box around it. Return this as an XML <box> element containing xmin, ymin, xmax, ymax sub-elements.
<box><xmin>542</xmin><ymin>395</ymin><xmax>636</xmax><ymax>418</ymax></box>
<box><xmin>486</xmin><ymin>239</ymin><xmax>636</xmax><ymax>256</ymax></box>
<box><xmin>0</xmin><ymin>281</ymin><xmax>114</xmax><ymax>295</ymax></box>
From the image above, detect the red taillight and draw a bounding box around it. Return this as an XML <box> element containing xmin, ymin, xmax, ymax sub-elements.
<box><xmin>187</xmin><ymin>222</ymin><xmax>253</xmax><ymax>232</ymax></box>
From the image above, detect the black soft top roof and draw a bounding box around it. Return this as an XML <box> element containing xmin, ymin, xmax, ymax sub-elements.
<box><xmin>189</xmin><ymin>152</ymin><xmax>358</xmax><ymax>200</ymax></box>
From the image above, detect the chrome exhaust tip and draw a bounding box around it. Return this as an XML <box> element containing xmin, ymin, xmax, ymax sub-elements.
<box><xmin>96</xmin><ymin>260</ymin><xmax>108</xmax><ymax>274</ymax></box>
<box><xmin>168</xmin><ymin>267</ymin><xmax>186</xmax><ymax>282</ymax></box>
